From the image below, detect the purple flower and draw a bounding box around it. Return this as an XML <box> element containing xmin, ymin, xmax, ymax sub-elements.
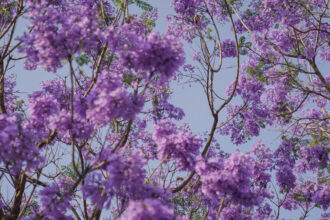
<box><xmin>297</xmin><ymin>145</ymin><xmax>329</xmax><ymax>172</ymax></box>
<box><xmin>221</xmin><ymin>39</ymin><xmax>237</xmax><ymax>58</ymax></box>
<box><xmin>220</xmin><ymin>204</ymin><xmax>251</xmax><ymax>220</ymax></box>
<box><xmin>37</xmin><ymin>184</ymin><xmax>74</xmax><ymax>220</ymax></box>
<box><xmin>275</xmin><ymin>165</ymin><xmax>296</xmax><ymax>191</ymax></box>
<box><xmin>21</xmin><ymin>0</ymin><xmax>106</xmax><ymax>72</ymax></box>
<box><xmin>0</xmin><ymin>113</ymin><xmax>41</xmax><ymax>173</ymax></box>
<box><xmin>196</xmin><ymin>152</ymin><xmax>259</xmax><ymax>206</ymax></box>
<box><xmin>118</xmin><ymin>199</ymin><xmax>186</xmax><ymax>220</ymax></box>
<box><xmin>86</xmin><ymin>68</ymin><xmax>145</xmax><ymax>125</ymax></box>
<box><xmin>152</xmin><ymin>120</ymin><xmax>201</xmax><ymax>171</ymax></box>
<box><xmin>172</xmin><ymin>0</ymin><xmax>202</xmax><ymax>17</ymax></box>
<box><xmin>83</xmin><ymin>150</ymin><xmax>162</xmax><ymax>210</ymax></box>
<box><xmin>120</xmin><ymin>31</ymin><xmax>184</xmax><ymax>84</ymax></box>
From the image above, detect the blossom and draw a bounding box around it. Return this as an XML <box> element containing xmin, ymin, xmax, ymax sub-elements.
<box><xmin>152</xmin><ymin>119</ymin><xmax>201</xmax><ymax>171</ymax></box>
<box><xmin>0</xmin><ymin>113</ymin><xmax>41</xmax><ymax>173</ymax></box>
<box><xmin>86</xmin><ymin>68</ymin><xmax>145</xmax><ymax>125</ymax></box>
<box><xmin>83</xmin><ymin>150</ymin><xmax>161</xmax><ymax>209</ymax></box>
<box><xmin>118</xmin><ymin>199</ymin><xmax>186</xmax><ymax>220</ymax></box>
<box><xmin>275</xmin><ymin>165</ymin><xmax>296</xmax><ymax>191</ymax></box>
<box><xmin>196</xmin><ymin>152</ymin><xmax>259</xmax><ymax>206</ymax></box>
<box><xmin>36</xmin><ymin>184</ymin><xmax>74</xmax><ymax>220</ymax></box>
<box><xmin>221</xmin><ymin>39</ymin><xmax>237</xmax><ymax>58</ymax></box>
<box><xmin>120</xmin><ymin>31</ymin><xmax>184</xmax><ymax>83</ymax></box>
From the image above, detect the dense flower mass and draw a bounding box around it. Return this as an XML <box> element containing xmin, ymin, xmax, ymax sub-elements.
<box><xmin>275</xmin><ymin>165</ymin><xmax>296</xmax><ymax>191</ymax></box>
<box><xmin>82</xmin><ymin>149</ymin><xmax>163</xmax><ymax>210</ymax></box>
<box><xmin>172</xmin><ymin>0</ymin><xmax>202</xmax><ymax>17</ymax></box>
<box><xmin>118</xmin><ymin>199</ymin><xmax>186</xmax><ymax>220</ymax></box>
<box><xmin>3</xmin><ymin>75</ymin><xmax>18</xmax><ymax>113</ymax></box>
<box><xmin>0</xmin><ymin>0</ymin><xmax>329</xmax><ymax>219</ymax></box>
<box><xmin>220</xmin><ymin>204</ymin><xmax>251</xmax><ymax>220</ymax></box>
<box><xmin>221</xmin><ymin>39</ymin><xmax>236</xmax><ymax>58</ymax></box>
<box><xmin>21</xmin><ymin>0</ymin><xmax>107</xmax><ymax>72</ymax></box>
<box><xmin>120</xmin><ymin>31</ymin><xmax>185</xmax><ymax>83</ymax></box>
<box><xmin>86</xmin><ymin>68</ymin><xmax>145</xmax><ymax>125</ymax></box>
<box><xmin>297</xmin><ymin>145</ymin><xmax>329</xmax><ymax>172</ymax></box>
<box><xmin>251</xmin><ymin>142</ymin><xmax>273</xmax><ymax>187</ymax></box>
<box><xmin>0</xmin><ymin>114</ymin><xmax>40</xmax><ymax>173</ymax></box>
<box><xmin>196</xmin><ymin>152</ymin><xmax>261</xmax><ymax>206</ymax></box>
<box><xmin>152</xmin><ymin>120</ymin><xmax>202</xmax><ymax>171</ymax></box>
<box><xmin>36</xmin><ymin>184</ymin><xmax>74</xmax><ymax>220</ymax></box>
<box><xmin>27</xmin><ymin>92</ymin><xmax>60</xmax><ymax>132</ymax></box>
<box><xmin>220</xmin><ymin>74</ymin><xmax>271</xmax><ymax>144</ymax></box>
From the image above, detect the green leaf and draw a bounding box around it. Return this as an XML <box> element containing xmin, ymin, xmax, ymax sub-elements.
<box><xmin>112</xmin><ymin>0</ymin><xmax>125</xmax><ymax>10</ymax></box>
<box><xmin>245</xmin><ymin>42</ymin><xmax>252</xmax><ymax>47</ymax></box>
<box><xmin>61</xmin><ymin>162</ymin><xmax>81</xmax><ymax>181</ymax></box>
<box><xmin>123</xmin><ymin>73</ymin><xmax>134</xmax><ymax>85</ymax></box>
<box><xmin>245</xmin><ymin>9</ymin><xmax>253</xmax><ymax>17</ymax></box>
<box><xmin>140</xmin><ymin>12</ymin><xmax>155</xmax><ymax>28</ymax></box>
<box><xmin>293</xmin><ymin>193</ymin><xmax>306</xmax><ymax>202</ymax></box>
<box><xmin>310</xmin><ymin>140</ymin><xmax>319</xmax><ymax>147</ymax></box>
<box><xmin>132</xmin><ymin>0</ymin><xmax>153</xmax><ymax>11</ymax></box>
<box><xmin>239</xmin><ymin>36</ymin><xmax>246</xmax><ymax>44</ymax></box>
<box><xmin>247</xmin><ymin>66</ymin><xmax>254</xmax><ymax>75</ymax></box>
<box><xmin>16</xmin><ymin>100</ymin><xmax>24</xmax><ymax>106</ymax></box>
<box><xmin>239</xmin><ymin>48</ymin><xmax>248</xmax><ymax>55</ymax></box>
<box><xmin>76</xmin><ymin>54</ymin><xmax>90</xmax><ymax>66</ymax></box>
<box><xmin>259</xmin><ymin>120</ymin><xmax>266</xmax><ymax>129</ymax></box>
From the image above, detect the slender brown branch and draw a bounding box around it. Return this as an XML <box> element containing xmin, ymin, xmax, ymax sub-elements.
<box><xmin>216</xmin><ymin>195</ymin><xmax>226</xmax><ymax>220</ymax></box>
<box><xmin>0</xmin><ymin>0</ymin><xmax>23</xmax><ymax>40</ymax></box>
<box><xmin>2</xmin><ymin>16</ymin><xmax>17</xmax><ymax>60</ymax></box>
<box><xmin>17</xmin><ymin>173</ymin><xmax>41</xmax><ymax>219</ymax></box>
<box><xmin>10</xmin><ymin>174</ymin><xmax>27</xmax><ymax>219</ymax></box>
<box><xmin>37</xmin><ymin>130</ymin><xmax>57</xmax><ymax>149</ymax></box>
<box><xmin>112</xmin><ymin>119</ymin><xmax>133</xmax><ymax>153</ymax></box>
<box><xmin>173</xmin><ymin>0</ymin><xmax>241</xmax><ymax>193</ymax></box>
<box><xmin>172</xmin><ymin>114</ymin><xmax>218</xmax><ymax>193</ymax></box>
<box><xmin>308</xmin><ymin>59</ymin><xmax>330</xmax><ymax>94</ymax></box>
<box><xmin>216</xmin><ymin>0</ymin><xmax>240</xmax><ymax>115</ymax></box>
<box><xmin>83</xmin><ymin>45</ymin><xmax>108</xmax><ymax>97</ymax></box>
<box><xmin>68</xmin><ymin>58</ymin><xmax>84</xmax><ymax>90</ymax></box>
<box><xmin>0</xmin><ymin>60</ymin><xmax>6</xmax><ymax>114</ymax></box>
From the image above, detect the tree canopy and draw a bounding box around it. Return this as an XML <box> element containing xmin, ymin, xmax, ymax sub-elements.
<box><xmin>0</xmin><ymin>0</ymin><xmax>329</xmax><ymax>219</ymax></box>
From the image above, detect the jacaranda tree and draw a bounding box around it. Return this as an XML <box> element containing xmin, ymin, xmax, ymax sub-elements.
<box><xmin>0</xmin><ymin>0</ymin><xmax>329</xmax><ymax>219</ymax></box>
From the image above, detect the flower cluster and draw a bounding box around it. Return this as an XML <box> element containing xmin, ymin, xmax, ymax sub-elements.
<box><xmin>221</xmin><ymin>39</ymin><xmax>237</xmax><ymax>58</ymax></box>
<box><xmin>196</xmin><ymin>152</ymin><xmax>260</xmax><ymax>206</ymax></box>
<box><xmin>172</xmin><ymin>0</ymin><xmax>202</xmax><ymax>17</ymax></box>
<box><xmin>297</xmin><ymin>145</ymin><xmax>329</xmax><ymax>172</ymax></box>
<box><xmin>120</xmin><ymin>31</ymin><xmax>185</xmax><ymax>83</ymax></box>
<box><xmin>118</xmin><ymin>199</ymin><xmax>186</xmax><ymax>220</ymax></box>
<box><xmin>35</xmin><ymin>183</ymin><xmax>74</xmax><ymax>220</ymax></box>
<box><xmin>220</xmin><ymin>74</ymin><xmax>271</xmax><ymax>144</ymax></box>
<box><xmin>152</xmin><ymin>120</ymin><xmax>202</xmax><ymax>171</ymax></box>
<box><xmin>86</xmin><ymin>68</ymin><xmax>145</xmax><ymax>126</ymax></box>
<box><xmin>119</xmin><ymin>199</ymin><xmax>186</xmax><ymax>220</ymax></box>
<box><xmin>4</xmin><ymin>75</ymin><xmax>18</xmax><ymax>113</ymax></box>
<box><xmin>283</xmin><ymin>178</ymin><xmax>330</xmax><ymax>211</ymax></box>
<box><xmin>274</xmin><ymin>141</ymin><xmax>297</xmax><ymax>191</ymax></box>
<box><xmin>83</xmin><ymin>149</ymin><xmax>161</xmax><ymax>210</ymax></box>
<box><xmin>0</xmin><ymin>113</ymin><xmax>40</xmax><ymax>173</ymax></box>
<box><xmin>21</xmin><ymin>0</ymin><xmax>107</xmax><ymax>72</ymax></box>
<box><xmin>27</xmin><ymin>80</ymin><xmax>94</xmax><ymax>143</ymax></box>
